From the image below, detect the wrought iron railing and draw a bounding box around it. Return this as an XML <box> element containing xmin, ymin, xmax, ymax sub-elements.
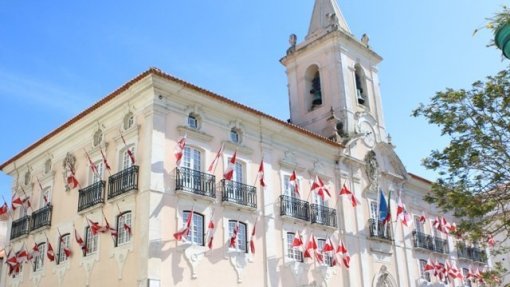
<box><xmin>457</xmin><ymin>243</ymin><xmax>487</xmax><ymax>263</ymax></box>
<box><xmin>175</xmin><ymin>167</ymin><xmax>216</xmax><ymax>198</ymax></box>
<box><xmin>221</xmin><ymin>179</ymin><xmax>256</xmax><ymax>208</ymax></box>
<box><xmin>433</xmin><ymin>237</ymin><xmax>449</xmax><ymax>254</ymax></box>
<box><xmin>31</xmin><ymin>204</ymin><xmax>52</xmax><ymax>231</ymax></box>
<box><xmin>412</xmin><ymin>231</ymin><xmax>435</xmax><ymax>251</ymax></box>
<box><xmin>10</xmin><ymin>215</ymin><xmax>30</xmax><ymax>240</ymax></box>
<box><xmin>310</xmin><ymin>204</ymin><xmax>337</xmax><ymax>228</ymax></box>
<box><xmin>78</xmin><ymin>181</ymin><xmax>105</xmax><ymax>212</ymax></box>
<box><xmin>280</xmin><ymin>195</ymin><xmax>310</xmax><ymax>221</ymax></box>
<box><xmin>108</xmin><ymin>165</ymin><xmax>139</xmax><ymax>199</ymax></box>
<box><xmin>368</xmin><ymin>218</ymin><xmax>393</xmax><ymax>241</ymax></box>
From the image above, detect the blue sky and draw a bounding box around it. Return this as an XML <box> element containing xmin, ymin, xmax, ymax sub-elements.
<box><xmin>0</xmin><ymin>0</ymin><xmax>507</xmax><ymax>203</ymax></box>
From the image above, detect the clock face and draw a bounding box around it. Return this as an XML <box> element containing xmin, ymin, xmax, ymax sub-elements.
<box><xmin>359</xmin><ymin>121</ymin><xmax>376</xmax><ymax>147</ymax></box>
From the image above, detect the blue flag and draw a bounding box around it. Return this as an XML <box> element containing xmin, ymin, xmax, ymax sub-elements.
<box><xmin>378</xmin><ymin>189</ymin><xmax>388</xmax><ymax>222</ymax></box>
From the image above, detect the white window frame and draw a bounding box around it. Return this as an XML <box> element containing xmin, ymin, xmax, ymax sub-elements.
<box><xmin>119</xmin><ymin>145</ymin><xmax>135</xmax><ymax>171</ymax></box>
<box><xmin>89</xmin><ymin>160</ymin><xmax>104</xmax><ymax>185</ymax></box>
<box><xmin>286</xmin><ymin>232</ymin><xmax>303</xmax><ymax>262</ymax></box>
<box><xmin>183</xmin><ymin>211</ymin><xmax>204</xmax><ymax>246</ymax></box>
<box><xmin>116</xmin><ymin>211</ymin><xmax>132</xmax><ymax>246</ymax></box>
<box><xmin>85</xmin><ymin>226</ymin><xmax>98</xmax><ymax>255</ymax></box>
<box><xmin>57</xmin><ymin>233</ymin><xmax>71</xmax><ymax>264</ymax></box>
<box><xmin>228</xmin><ymin>220</ymin><xmax>247</xmax><ymax>253</ymax></box>
<box><xmin>33</xmin><ymin>242</ymin><xmax>46</xmax><ymax>272</ymax></box>
<box><xmin>418</xmin><ymin>259</ymin><xmax>431</xmax><ymax>282</ymax></box>
<box><xmin>183</xmin><ymin>146</ymin><xmax>202</xmax><ymax>171</ymax></box>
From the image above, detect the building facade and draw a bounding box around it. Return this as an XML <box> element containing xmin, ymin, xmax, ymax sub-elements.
<box><xmin>0</xmin><ymin>1</ymin><xmax>490</xmax><ymax>286</ymax></box>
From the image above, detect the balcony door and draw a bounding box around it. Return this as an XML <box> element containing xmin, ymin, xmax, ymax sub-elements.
<box><xmin>183</xmin><ymin>147</ymin><xmax>202</xmax><ymax>191</ymax></box>
<box><xmin>283</xmin><ymin>175</ymin><xmax>300</xmax><ymax>216</ymax></box>
<box><xmin>229</xmin><ymin>161</ymin><xmax>245</xmax><ymax>203</ymax></box>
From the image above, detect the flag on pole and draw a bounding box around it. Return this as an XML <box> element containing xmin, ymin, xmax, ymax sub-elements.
<box><xmin>66</xmin><ymin>164</ymin><xmax>80</xmax><ymax>189</ymax></box>
<box><xmin>46</xmin><ymin>241</ymin><xmax>55</xmax><ymax>262</ymax></box>
<box><xmin>303</xmin><ymin>233</ymin><xmax>318</xmax><ymax>259</ymax></box>
<box><xmin>336</xmin><ymin>239</ymin><xmax>350</xmax><ymax>268</ymax></box>
<box><xmin>174</xmin><ymin>136</ymin><xmax>186</xmax><ymax>167</ymax></box>
<box><xmin>85</xmin><ymin>151</ymin><xmax>99</xmax><ymax>177</ymax></box>
<box><xmin>322</xmin><ymin>238</ymin><xmax>335</xmax><ymax>253</ymax></box>
<box><xmin>120</xmin><ymin>133</ymin><xmax>136</xmax><ymax>165</ymax></box>
<box><xmin>224</xmin><ymin>151</ymin><xmax>237</xmax><ymax>180</ymax></box>
<box><xmin>257</xmin><ymin>159</ymin><xmax>265</xmax><ymax>187</ymax></box>
<box><xmin>100</xmin><ymin>148</ymin><xmax>111</xmax><ymax>171</ymax></box>
<box><xmin>174</xmin><ymin>210</ymin><xmax>194</xmax><ymax>241</ymax></box>
<box><xmin>419</xmin><ymin>213</ymin><xmax>426</xmax><ymax>224</ymax></box>
<box><xmin>208</xmin><ymin>145</ymin><xmax>224</xmax><ymax>172</ymax></box>
<box><xmin>424</xmin><ymin>258</ymin><xmax>435</xmax><ymax>272</ymax></box>
<box><xmin>289</xmin><ymin>171</ymin><xmax>300</xmax><ymax>198</ymax></box>
<box><xmin>311</xmin><ymin>176</ymin><xmax>331</xmax><ymax>200</ymax></box>
<box><xmin>249</xmin><ymin>220</ymin><xmax>257</xmax><ymax>254</ymax></box>
<box><xmin>229</xmin><ymin>221</ymin><xmax>240</xmax><ymax>248</ymax></box>
<box><xmin>396</xmin><ymin>193</ymin><xmax>404</xmax><ymax>219</ymax></box>
<box><xmin>207</xmin><ymin>218</ymin><xmax>215</xmax><ymax>249</ymax></box>
<box><xmin>11</xmin><ymin>195</ymin><xmax>23</xmax><ymax>210</ymax></box>
<box><xmin>0</xmin><ymin>201</ymin><xmax>8</xmax><ymax>216</ymax></box>
<box><xmin>74</xmin><ymin>227</ymin><xmax>88</xmax><ymax>254</ymax></box>
<box><xmin>292</xmin><ymin>231</ymin><xmax>303</xmax><ymax>248</ymax></box>
<box><xmin>378</xmin><ymin>189</ymin><xmax>390</xmax><ymax>224</ymax></box>
<box><xmin>87</xmin><ymin>217</ymin><xmax>101</xmax><ymax>235</ymax></box>
<box><xmin>31</xmin><ymin>243</ymin><xmax>41</xmax><ymax>259</ymax></box>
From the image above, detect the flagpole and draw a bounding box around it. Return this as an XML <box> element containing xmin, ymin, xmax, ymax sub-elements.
<box><xmin>211</xmin><ymin>144</ymin><xmax>224</xmax><ymax>175</ymax></box>
<box><xmin>252</xmin><ymin>157</ymin><xmax>262</xmax><ymax>187</ymax></box>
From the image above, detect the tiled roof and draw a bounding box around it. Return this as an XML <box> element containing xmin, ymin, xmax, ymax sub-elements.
<box><xmin>0</xmin><ymin>67</ymin><xmax>342</xmax><ymax>170</ymax></box>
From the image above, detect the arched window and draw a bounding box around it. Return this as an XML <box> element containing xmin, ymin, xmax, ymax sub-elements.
<box><xmin>230</xmin><ymin>128</ymin><xmax>242</xmax><ymax>144</ymax></box>
<box><xmin>305</xmin><ymin>65</ymin><xmax>322</xmax><ymax>110</ymax></box>
<box><xmin>354</xmin><ymin>65</ymin><xmax>368</xmax><ymax>106</ymax></box>
<box><xmin>120</xmin><ymin>145</ymin><xmax>135</xmax><ymax>171</ymax></box>
<box><xmin>183</xmin><ymin>210</ymin><xmax>204</xmax><ymax>246</ymax></box>
<box><xmin>85</xmin><ymin>225</ymin><xmax>98</xmax><ymax>255</ymax></box>
<box><xmin>228</xmin><ymin>220</ymin><xmax>247</xmax><ymax>252</ymax></box>
<box><xmin>317</xmin><ymin>238</ymin><xmax>333</xmax><ymax>267</ymax></box>
<box><xmin>183</xmin><ymin>146</ymin><xmax>202</xmax><ymax>171</ymax></box>
<box><xmin>33</xmin><ymin>242</ymin><xmax>46</xmax><ymax>271</ymax></box>
<box><xmin>419</xmin><ymin>259</ymin><xmax>431</xmax><ymax>282</ymax></box>
<box><xmin>116</xmin><ymin>211</ymin><xmax>132</xmax><ymax>246</ymax></box>
<box><xmin>187</xmin><ymin>113</ymin><xmax>199</xmax><ymax>129</ymax></box>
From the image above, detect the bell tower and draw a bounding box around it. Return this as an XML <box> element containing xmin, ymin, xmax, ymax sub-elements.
<box><xmin>281</xmin><ymin>0</ymin><xmax>387</xmax><ymax>145</ymax></box>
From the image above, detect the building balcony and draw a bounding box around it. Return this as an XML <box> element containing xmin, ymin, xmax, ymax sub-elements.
<box><xmin>108</xmin><ymin>165</ymin><xmax>139</xmax><ymax>200</ymax></box>
<box><xmin>78</xmin><ymin>180</ymin><xmax>106</xmax><ymax>212</ymax></box>
<box><xmin>432</xmin><ymin>237</ymin><xmax>449</xmax><ymax>254</ymax></box>
<box><xmin>175</xmin><ymin>167</ymin><xmax>216</xmax><ymax>199</ymax></box>
<box><xmin>10</xmin><ymin>215</ymin><xmax>30</xmax><ymax>240</ymax></box>
<box><xmin>280</xmin><ymin>195</ymin><xmax>310</xmax><ymax>222</ymax></box>
<box><xmin>412</xmin><ymin>231</ymin><xmax>435</xmax><ymax>251</ymax></box>
<box><xmin>457</xmin><ymin>243</ymin><xmax>487</xmax><ymax>263</ymax></box>
<box><xmin>220</xmin><ymin>179</ymin><xmax>256</xmax><ymax>209</ymax></box>
<box><xmin>310</xmin><ymin>204</ymin><xmax>337</xmax><ymax>228</ymax></box>
<box><xmin>368</xmin><ymin>219</ymin><xmax>393</xmax><ymax>242</ymax></box>
<box><xmin>30</xmin><ymin>204</ymin><xmax>52</xmax><ymax>231</ymax></box>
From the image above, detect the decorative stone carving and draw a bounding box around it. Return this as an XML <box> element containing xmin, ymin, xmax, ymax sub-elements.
<box><xmin>80</xmin><ymin>253</ymin><xmax>99</xmax><ymax>286</ymax></box>
<box><xmin>287</xmin><ymin>34</ymin><xmax>297</xmax><ymax>55</ymax></box>
<box><xmin>227</xmin><ymin>251</ymin><xmax>250</xmax><ymax>283</ymax></box>
<box><xmin>183</xmin><ymin>244</ymin><xmax>207</xmax><ymax>279</ymax></box>
<box><xmin>93</xmin><ymin>129</ymin><xmax>103</xmax><ymax>147</ymax></box>
<box><xmin>285</xmin><ymin>261</ymin><xmax>306</xmax><ymax>283</ymax></box>
<box><xmin>373</xmin><ymin>266</ymin><xmax>397</xmax><ymax>287</ymax></box>
<box><xmin>53</xmin><ymin>261</ymin><xmax>71</xmax><ymax>287</ymax></box>
<box><xmin>111</xmin><ymin>243</ymin><xmax>132</xmax><ymax>280</ymax></box>
<box><xmin>313</xmin><ymin>265</ymin><xmax>337</xmax><ymax>287</ymax></box>
<box><xmin>30</xmin><ymin>270</ymin><xmax>44</xmax><ymax>287</ymax></box>
<box><xmin>364</xmin><ymin>151</ymin><xmax>379</xmax><ymax>192</ymax></box>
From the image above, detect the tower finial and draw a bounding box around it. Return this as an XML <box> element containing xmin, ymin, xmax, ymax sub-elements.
<box><xmin>307</xmin><ymin>0</ymin><xmax>350</xmax><ymax>39</ymax></box>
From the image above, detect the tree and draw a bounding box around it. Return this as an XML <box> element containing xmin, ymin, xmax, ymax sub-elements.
<box><xmin>413</xmin><ymin>67</ymin><xmax>510</xmax><ymax>282</ymax></box>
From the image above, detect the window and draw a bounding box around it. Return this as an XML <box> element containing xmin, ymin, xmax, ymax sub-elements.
<box><xmin>90</xmin><ymin>161</ymin><xmax>104</xmax><ymax>185</ymax></box>
<box><xmin>354</xmin><ymin>64</ymin><xmax>368</xmax><ymax>107</ymax></box>
<box><xmin>183</xmin><ymin>147</ymin><xmax>201</xmax><ymax>171</ymax></box>
<box><xmin>317</xmin><ymin>239</ymin><xmax>333</xmax><ymax>267</ymax></box>
<box><xmin>233</xmin><ymin>161</ymin><xmax>244</xmax><ymax>183</ymax></box>
<box><xmin>19</xmin><ymin>204</ymin><xmax>28</xmax><ymax>218</ymax></box>
<box><xmin>419</xmin><ymin>259</ymin><xmax>431</xmax><ymax>282</ymax></box>
<box><xmin>93</xmin><ymin>129</ymin><xmax>103</xmax><ymax>147</ymax></box>
<box><xmin>283</xmin><ymin>175</ymin><xmax>299</xmax><ymax>198</ymax></box>
<box><xmin>123</xmin><ymin>112</ymin><xmax>134</xmax><ymax>130</ymax></box>
<box><xmin>33</xmin><ymin>243</ymin><xmax>46</xmax><ymax>272</ymax></box>
<box><xmin>85</xmin><ymin>226</ymin><xmax>98</xmax><ymax>255</ymax></box>
<box><xmin>116</xmin><ymin>211</ymin><xmax>132</xmax><ymax>246</ymax></box>
<box><xmin>24</xmin><ymin>171</ymin><xmax>31</xmax><ymax>186</ymax></box>
<box><xmin>369</xmin><ymin>201</ymin><xmax>378</xmax><ymax>220</ymax></box>
<box><xmin>414</xmin><ymin>215</ymin><xmax>424</xmax><ymax>233</ymax></box>
<box><xmin>57</xmin><ymin>233</ymin><xmax>71</xmax><ymax>264</ymax></box>
<box><xmin>228</xmin><ymin>220</ymin><xmax>247</xmax><ymax>252</ymax></box>
<box><xmin>183</xmin><ymin>211</ymin><xmax>204</xmax><ymax>246</ymax></box>
<box><xmin>230</xmin><ymin>128</ymin><xmax>240</xmax><ymax>144</ymax></box>
<box><xmin>120</xmin><ymin>146</ymin><xmax>135</xmax><ymax>171</ymax></box>
<box><xmin>305</xmin><ymin>65</ymin><xmax>322</xmax><ymax>109</ymax></box>
<box><xmin>187</xmin><ymin>114</ymin><xmax>198</xmax><ymax>129</ymax></box>
<box><xmin>286</xmin><ymin>232</ymin><xmax>303</xmax><ymax>262</ymax></box>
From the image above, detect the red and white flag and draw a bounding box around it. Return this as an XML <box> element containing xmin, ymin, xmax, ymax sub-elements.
<box><xmin>174</xmin><ymin>210</ymin><xmax>194</xmax><ymax>241</ymax></box>
<box><xmin>66</xmin><ymin>167</ymin><xmax>80</xmax><ymax>189</ymax></box>
<box><xmin>292</xmin><ymin>231</ymin><xmax>304</xmax><ymax>248</ymax></box>
<box><xmin>257</xmin><ymin>159</ymin><xmax>265</xmax><ymax>187</ymax></box>
<box><xmin>85</xmin><ymin>151</ymin><xmax>99</xmax><ymax>177</ymax></box>
<box><xmin>207</xmin><ymin>218</ymin><xmax>215</xmax><ymax>249</ymax></box>
<box><xmin>22</xmin><ymin>196</ymin><xmax>32</xmax><ymax>210</ymax></box>
<box><xmin>123</xmin><ymin>223</ymin><xmax>132</xmax><ymax>235</ymax></box>
<box><xmin>487</xmin><ymin>234</ymin><xmax>496</xmax><ymax>248</ymax></box>
<box><xmin>339</xmin><ymin>184</ymin><xmax>360</xmax><ymax>207</ymax></box>
<box><xmin>339</xmin><ymin>183</ymin><xmax>351</xmax><ymax>195</ymax></box>
<box><xmin>87</xmin><ymin>218</ymin><xmax>101</xmax><ymax>235</ymax></box>
<box><xmin>396</xmin><ymin>194</ymin><xmax>404</xmax><ymax>219</ymax></box>
<box><xmin>229</xmin><ymin>221</ymin><xmax>240</xmax><ymax>248</ymax></box>
<box><xmin>11</xmin><ymin>195</ymin><xmax>23</xmax><ymax>210</ymax></box>
<box><xmin>75</xmin><ymin>228</ymin><xmax>88</xmax><ymax>254</ymax></box>
<box><xmin>46</xmin><ymin>241</ymin><xmax>55</xmax><ymax>262</ymax></box>
<box><xmin>31</xmin><ymin>243</ymin><xmax>41</xmax><ymax>259</ymax></box>
<box><xmin>208</xmin><ymin>145</ymin><xmax>224</xmax><ymax>173</ymax></box>
<box><xmin>289</xmin><ymin>171</ymin><xmax>300</xmax><ymax>198</ymax></box>
<box><xmin>16</xmin><ymin>249</ymin><xmax>28</xmax><ymax>264</ymax></box>
<box><xmin>120</xmin><ymin>134</ymin><xmax>136</xmax><ymax>165</ymax></box>
<box><xmin>100</xmin><ymin>148</ymin><xmax>111</xmax><ymax>171</ymax></box>
<box><xmin>59</xmin><ymin>233</ymin><xmax>72</xmax><ymax>258</ymax></box>
<box><xmin>419</xmin><ymin>213</ymin><xmax>426</xmax><ymax>224</ymax></box>
<box><xmin>224</xmin><ymin>151</ymin><xmax>237</xmax><ymax>180</ymax></box>
<box><xmin>336</xmin><ymin>239</ymin><xmax>350</xmax><ymax>268</ymax></box>
<box><xmin>424</xmin><ymin>258</ymin><xmax>435</xmax><ymax>272</ymax></box>
<box><xmin>322</xmin><ymin>238</ymin><xmax>335</xmax><ymax>253</ymax></box>
<box><xmin>104</xmin><ymin>217</ymin><xmax>118</xmax><ymax>238</ymax></box>
<box><xmin>249</xmin><ymin>221</ymin><xmax>256</xmax><ymax>254</ymax></box>
<box><xmin>311</xmin><ymin>176</ymin><xmax>331</xmax><ymax>201</ymax></box>
<box><xmin>174</xmin><ymin>136</ymin><xmax>186</xmax><ymax>167</ymax></box>
<box><xmin>303</xmin><ymin>234</ymin><xmax>318</xmax><ymax>260</ymax></box>
<box><xmin>0</xmin><ymin>201</ymin><xmax>8</xmax><ymax>216</ymax></box>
